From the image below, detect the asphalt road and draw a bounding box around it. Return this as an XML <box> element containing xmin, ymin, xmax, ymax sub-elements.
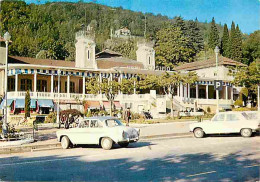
<box><xmin>0</xmin><ymin>135</ymin><xmax>259</xmax><ymax>182</ymax></box>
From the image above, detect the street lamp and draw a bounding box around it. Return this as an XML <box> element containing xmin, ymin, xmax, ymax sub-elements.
<box><xmin>214</xmin><ymin>46</ymin><xmax>220</xmax><ymax>113</ymax></box>
<box><xmin>3</xmin><ymin>32</ymin><xmax>11</xmax><ymax>137</ymax></box>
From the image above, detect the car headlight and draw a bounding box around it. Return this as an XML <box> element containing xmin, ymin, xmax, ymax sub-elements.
<box><xmin>122</xmin><ymin>131</ymin><xmax>128</xmax><ymax>139</ymax></box>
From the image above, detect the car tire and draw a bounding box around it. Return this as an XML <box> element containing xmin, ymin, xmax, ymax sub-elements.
<box><xmin>194</xmin><ymin>128</ymin><xmax>205</xmax><ymax>138</ymax></box>
<box><xmin>61</xmin><ymin>136</ymin><xmax>71</xmax><ymax>149</ymax></box>
<box><xmin>240</xmin><ymin>128</ymin><xmax>252</xmax><ymax>137</ymax></box>
<box><xmin>119</xmin><ymin>142</ymin><xmax>129</xmax><ymax>148</ymax></box>
<box><xmin>101</xmin><ymin>137</ymin><xmax>113</xmax><ymax>150</ymax></box>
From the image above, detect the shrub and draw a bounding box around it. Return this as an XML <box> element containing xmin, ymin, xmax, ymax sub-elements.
<box><xmin>232</xmin><ymin>107</ymin><xmax>252</xmax><ymax>111</ymax></box>
<box><xmin>99</xmin><ymin>110</ymin><xmax>109</xmax><ymax>116</ymax></box>
<box><xmin>206</xmin><ymin>106</ymin><xmax>211</xmax><ymax>113</ymax></box>
<box><xmin>234</xmin><ymin>99</ymin><xmax>243</xmax><ymax>107</ymax></box>
<box><xmin>86</xmin><ymin>110</ymin><xmax>92</xmax><ymax>117</ymax></box>
<box><xmin>45</xmin><ymin>112</ymin><xmax>57</xmax><ymax>123</ymax></box>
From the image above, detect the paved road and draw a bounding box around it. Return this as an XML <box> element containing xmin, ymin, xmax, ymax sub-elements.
<box><xmin>0</xmin><ymin>135</ymin><xmax>259</xmax><ymax>182</ymax></box>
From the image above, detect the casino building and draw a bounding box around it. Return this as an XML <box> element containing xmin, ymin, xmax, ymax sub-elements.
<box><xmin>0</xmin><ymin>31</ymin><xmax>246</xmax><ymax>118</ymax></box>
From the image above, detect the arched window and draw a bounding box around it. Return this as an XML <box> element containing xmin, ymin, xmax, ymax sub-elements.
<box><xmin>88</xmin><ymin>50</ymin><xmax>90</xmax><ymax>60</ymax></box>
<box><xmin>148</xmin><ymin>56</ymin><xmax>151</xmax><ymax>65</ymax></box>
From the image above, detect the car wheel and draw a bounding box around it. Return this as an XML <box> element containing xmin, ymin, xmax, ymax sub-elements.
<box><xmin>101</xmin><ymin>137</ymin><xmax>113</xmax><ymax>150</ymax></box>
<box><xmin>119</xmin><ymin>142</ymin><xmax>129</xmax><ymax>148</ymax></box>
<box><xmin>61</xmin><ymin>136</ymin><xmax>71</xmax><ymax>149</ymax></box>
<box><xmin>241</xmin><ymin>128</ymin><xmax>252</xmax><ymax>137</ymax></box>
<box><xmin>194</xmin><ymin>128</ymin><xmax>205</xmax><ymax>138</ymax></box>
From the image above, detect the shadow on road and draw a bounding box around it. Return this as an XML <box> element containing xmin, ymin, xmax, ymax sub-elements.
<box><xmin>0</xmin><ymin>149</ymin><xmax>258</xmax><ymax>181</ymax></box>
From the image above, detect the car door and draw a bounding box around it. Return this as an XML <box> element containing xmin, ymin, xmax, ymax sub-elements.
<box><xmin>225</xmin><ymin>113</ymin><xmax>241</xmax><ymax>133</ymax></box>
<box><xmin>87</xmin><ymin>119</ymin><xmax>104</xmax><ymax>144</ymax></box>
<box><xmin>69</xmin><ymin>119</ymin><xmax>90</xmax><ymax>144</ymax></box>
<box><xmin>206</xmin><ymin>113</ymin><xmax>226</xmax><ymax>134</ymax></box>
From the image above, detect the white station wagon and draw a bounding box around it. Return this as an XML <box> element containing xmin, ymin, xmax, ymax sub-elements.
<box><xmin>56</xmin><ymin>116</ymin><xmax>140</xmax><ymax>150</ymax></box>
<box><xmin>190</xmin><ymin>112</ymin><xmax>260</xmax><ymax>138</ymax></box>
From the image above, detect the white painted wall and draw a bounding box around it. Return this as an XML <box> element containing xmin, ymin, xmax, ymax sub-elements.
<box><xmin>194</xmin><ymin>66</ymin><xmax>233</xmax><ymax>81</ymax></box>
<box><xmin>136</xmin><ymin>43</ymin><xmax>155</xmax><ymax>70</ymax></box>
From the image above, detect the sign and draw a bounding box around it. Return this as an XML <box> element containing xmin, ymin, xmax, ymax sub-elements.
<box><xmin>214</xmin><ymin>80</ymin><xmax>223</xmax><ymax>91</ymax></box>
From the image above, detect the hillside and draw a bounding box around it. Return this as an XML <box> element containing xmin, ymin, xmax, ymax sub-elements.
<box><xmin>0</xmin><ymin>1</ymin><xmax>223</xmax><ymax>61</ymax></box>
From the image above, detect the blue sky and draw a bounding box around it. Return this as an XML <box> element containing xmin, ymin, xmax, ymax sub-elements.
<box><xmin>26</xmin><ymin>0</ymin><xmax>259</xmax><ymax>34</ymax></box>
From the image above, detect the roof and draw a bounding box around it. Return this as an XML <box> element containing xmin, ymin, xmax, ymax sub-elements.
<box><xmin>0</xmin><ymin>37</ymin><xmax>5</xmax><ymax>42</ymax></box>
<box><xmin>174</xmin><ymin>56</ymin><xmax>247</xmax><ymax>71</ymax></box>
<box><xmin>97</xmin><ymin>57</ymin><xmax>144</xmax><ymax>69</ymax></box>
<box><xmin>96</xmin><ymin>49</ymin><xmax>122</xmax><ymax>58</ymax></box>
<box><xmin>8</xmin><ymin>56</ymin><xmax>75</xmax><ymax>67</ymax></box>
<box><xmin>113</xmin><ymin>67</ymin><xmax>166</xmax><ymax>75</ymax></box>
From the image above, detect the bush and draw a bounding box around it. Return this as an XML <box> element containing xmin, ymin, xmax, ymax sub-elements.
<box><xmin>206</xmin><ymin>106</ymin><xmax>211</xmax><ymax>113</ymax></box>
<box><xmin>234</xmin><ymin>99</ymin><xmax>243</xmax><ymax>107</ymax></box>
<box><xmin>232</xmin><ymin>107</ymin><xmax>253</xmax><ymax>111</ymax></box>
<box><xmin>45</xmin><ymin>112</ymin><xmax>57</xmax><ymax>123</ymax></box>
<box><xmin>99</xmin><ymin>110</ymin><xmax>109</xmax><ymax>116</ymax></box>
<box><xmin>85</xmin><ymin>110</ymin><xmax>92</xmax><ymax>117</ymax></box>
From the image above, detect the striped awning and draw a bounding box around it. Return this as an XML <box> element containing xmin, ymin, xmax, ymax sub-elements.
<box><xmin>85</xmin><ymin>101</ymin><xmax>100</xmax><ymax>109</ymax></box>
<box><xmin>114</xmin><ymin>101</ymin><xmax>122</xmax><ymax>109</ymax></box>
<box><xmin>14</xmin><ymin>99</ymin><xmax>37</xmax><ymax>109</ymax></box>
<box><xmin>38</xmin><ymin>99</ymin><xmax>54</xmax><ymax>108</ymax></box>
<box><xmin>0</xmin><ymin>99</ymin><xmax>14</xmax><ymax>109</ymax></box>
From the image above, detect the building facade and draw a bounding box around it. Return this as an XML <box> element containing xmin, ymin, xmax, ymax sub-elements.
<box><xmin>0</xmin><ymin>31</ymin><xmax>246</xmax><ymax>118</ymax></box>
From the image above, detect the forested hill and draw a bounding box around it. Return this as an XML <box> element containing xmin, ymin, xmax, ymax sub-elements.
<box><xmin>0</xmin><ymin>1</ymin><xmax>224</xmax><ymax>62</ymax></box>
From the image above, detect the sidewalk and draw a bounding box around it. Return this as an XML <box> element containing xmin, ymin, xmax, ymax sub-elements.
<box><xmin>0</xmin><ymin>120</ymin><xmax>196</xmax><ymax>154</ymax></box>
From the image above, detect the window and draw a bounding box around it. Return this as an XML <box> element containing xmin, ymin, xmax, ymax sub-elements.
<box><xmin>79</xmin><ymin>120</ymin><xmax>89</xmax><ymax>128</ymax></box>
<box><xmin>21</xmin><ymin>79</ymin><xmax>32</xmax><ymax>91</ymax></box>
<box><xmin>106</xmin><ymin>119</ymin><xmax>123</xmax><ymax>127</ymax></box>
<box><xmin>226</xmin><ymin>114</ymin><xmax>239</xmax><ymax>121</ymax></box>
<box><xmin>54</xmin><ymin>80</ymin><xmax>61</xmax><ymax>93</ymax></box>
<box><xmin>37</xmin><ymin>80</ymin><xmax>47</xmax><ymax>92</ymax></box>
<box><xmin>65</xmin><ymin>81</ymin><xmax>75</xmax><ymax>93</ymax></box>
<box><xmin>190</xmin><ymin>88</ymin><xmax>196</xmax><ymax>98</ymax></box>
<box><xmin>148</xmin><ymin>57</ymin><xmax>151</xmax><ymax>65</ymax></box>
<box><xmin>213</xmin><ymin>114</ymin><xmax>225</xmax><ymax>122</ymax></box>
<box><xmin>90</xmin><ymin>120</ymin><xmax>103</xmax><ymax>128</ymax></box>
<box><xmin>8</xmin><ymin>78</ymin><xmax>15</xmax><ymax>91</ymax></box>
<box><xmin>88</xmin><ymin>50</ymin><xmax>90</xmax><ymax>60</ymax></box>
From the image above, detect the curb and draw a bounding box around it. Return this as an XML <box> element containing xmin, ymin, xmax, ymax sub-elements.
<box><xmin>0</xmin><ymin>133</ymin><xmax>192</xmax><ymax>155</ymax></box>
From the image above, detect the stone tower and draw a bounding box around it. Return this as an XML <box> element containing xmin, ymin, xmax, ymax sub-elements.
<box><xmin>75</xmin><ymin>31</ymin><xmax>97</xmax><ymax>69</ymax></box>
<box><xmin>136</xmin><ymin>41</ymin><xmax>155</xmax><ymax>70</ymax></box>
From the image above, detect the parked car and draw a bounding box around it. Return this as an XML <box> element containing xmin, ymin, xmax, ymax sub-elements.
<box><xmin>190</xmin><ymin>111</ymin><xmax>260</xmax><ymax>138</ymax></box>
<box><xmin>56</xmin><ymin>116</ymin><xmax>140</xmax><ymax>150</ymax></box>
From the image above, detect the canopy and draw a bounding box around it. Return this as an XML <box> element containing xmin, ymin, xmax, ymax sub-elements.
<box><xmin>38</xmin><ymin>99</ymin><xmax>54</xmax><ymax>108</ymax></box>
<box><xmin>0</xmin><ymin>99</ymin><xmax>14</xmax><ymax>109</ymax></box>
<box><xmin>14</xmin><ymin>99</ymin><xmax>37</xmax><ymax>109</ymax></box>
<box><xmin>85</xmin><ymin>101</ymin><xmax>100</xmax><ymax>110</ymax></box>
<box><xmin>114</xmin><ymin>101</ymin><xmax>122</xmax><ymax>109</ymax></box>
<box><xmin>103</xmin><ymin>101</ymin><xmax>111</xmax><ymax>109</ymax></box>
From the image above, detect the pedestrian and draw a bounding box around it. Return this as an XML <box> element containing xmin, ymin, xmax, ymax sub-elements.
<box><xmin>125</xmin><ymin>108</ymin><xmax>131</xmax><ymax>126</ymax></box>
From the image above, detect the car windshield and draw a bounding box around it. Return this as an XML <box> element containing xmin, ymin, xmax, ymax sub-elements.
<box><xmin>106</xmin><ymin>119</ymin><xmax>123</xmax><ymax>127</ymax></box>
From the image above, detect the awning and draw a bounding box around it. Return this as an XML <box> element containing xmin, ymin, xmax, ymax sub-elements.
<box><xmin>38</xmin><ymin>99</ymin><xmax>54</xmax><ymax>108</ymax></box>
<box><xmin>85</xmin><ymin>101</ymin><xmax>100</xmax><ymax>109</ymax></box>
<box><xmin>0</xmin><ymin>99</ymin><xmax>14</xmax><ymax>109</ymax></box>
<box><xmin>14</xmin><ymin>99</ymin><xmax>37</xmax><ymax>109</ymax></box>
<box><xmin>15</xmin><ymin>99</ymin><xmax>25</xmax><ymax>109</ymax></box>
<box><xmin>103</xmin><ymin>101</ymin><xmax>111</xmax><ymax>109</ymax></box>
<box><xmin>114</xmin><ymin>101</ymin><xmax>122</xmax><ymax>109</ymax></box>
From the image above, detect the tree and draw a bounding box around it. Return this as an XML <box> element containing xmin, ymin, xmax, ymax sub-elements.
<box><xmin>242</xmin><ymin>30</ymin><xmax>260</xmax><ymax>65</ymax></box>
<box><xmin>234</xmin><ymin>25</ymin><xmax>242</xmax><ymax>61</ymax></box>
<box><xmin>86</xmin><ymin>77</ymin><xmax>120</xmax><ymax>116</ymax></box>
<box><xmin>186</xmin><ymin>20</ymin><xmax>204</xmax><ymax>54</ymax></box>
<box><xmin>220</xmin><ymin>24</ymin><xmax>229</xmax><ymax>56</ymax></box>
<box><xmin>208</xmin><ymin>17</ymin><xmax>219</xmax><ymax>50</ymax></box>
<box><xmin>155</xmin><ymin>25</ymin><xmax>194</xmax><ymax>67</ymax></box>
<box><xmin>157</xmin><ymin>72</ymin><xmax>198</xmax><ymax>117</ymax></box>
<box><xmin>25</xmin><ymin>90</ymin><xmax>31</xmax><ymax>119</ymax></box>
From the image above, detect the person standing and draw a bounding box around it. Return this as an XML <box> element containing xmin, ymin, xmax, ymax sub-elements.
<box><xmin>125</xmin><ymin>108</ymin><xmax>131</xmax><ymax>126</ymax></box>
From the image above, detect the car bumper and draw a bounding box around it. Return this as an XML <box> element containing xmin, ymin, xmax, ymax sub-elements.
<box><xmin>120</xmin><ymin>136</ymin><xmax>139</xmax><ymax>143</ymax></box>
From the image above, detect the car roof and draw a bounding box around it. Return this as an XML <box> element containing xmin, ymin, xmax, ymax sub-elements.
<box><xmin>84</xmin><ymin>116</ymin><xmax>118</xmax><ymax>121</ymax></box>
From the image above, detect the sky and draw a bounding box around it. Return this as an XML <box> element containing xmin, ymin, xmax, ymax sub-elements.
<box><xmin>25</xmin><ymin>0</ymin><xmax>260</xmax><ymax>34</ymax></box>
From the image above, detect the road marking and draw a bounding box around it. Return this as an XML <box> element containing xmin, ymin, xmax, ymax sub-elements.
<box><xmin>244</xmin><ymin>164</ymin><xmax>260</xmax><ymax>168</ymax></box>
<box><xmin>187</xmin><ymin>171</ymin><xmax>216</xmax><ymax>177</ymax></box>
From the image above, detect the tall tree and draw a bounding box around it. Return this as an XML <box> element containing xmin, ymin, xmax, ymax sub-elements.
<box><xmin>234</xmin><ymin>25</ymin><xmax>242</xmax><ymax>61</ymax></box>
<box><xmin>155</xmin><ymin>25</ymin><xmax>194</xmax><ymax>67</ymax></box>
<box><xmin>228</xmin><ymin>21</ymin><xmax>237</xmax><ymax>59</ymax></box>
<box><xmin>220</xmin><ymin>23</ymin><xmax>229</xmax><ymax>56</ymax></box>
<box><xmin>25</xmin><ymin>90</ymin><xmax>31</xmax><ymax>119</ymax></box>
<box><xmin>186</xmin><ymin>20</ymin><xmax>204</xmax><ymax>54</ymax></box>
<box><xmin>208</xmin><ymin>17</ymin><xmax>219</xmax><ymax>50</ymax></box>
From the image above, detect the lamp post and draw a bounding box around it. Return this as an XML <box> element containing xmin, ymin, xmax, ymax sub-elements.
<box><xmin>3</xmin><ymin>32</ymin><xmax>11</xmax><ymax>137</ymax></box>
<box><xmin>57</xmin><ymin>69</ymin><xmax>60</xmax><ymax>124</ymax></box>
<box><xmin>214</xmin><ymin>46</ymin><xmax>220</xmax><ymax>113</ymax></box>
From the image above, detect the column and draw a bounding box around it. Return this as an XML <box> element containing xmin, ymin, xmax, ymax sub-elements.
<box><xmin>180</xmin><ymin>83</ymin><xmax>183</xmax><ymax>98</ymax></box>
<box><xmin>83</xmin><ymin>76</ymin><xmax>86</xmax><ymax>95</ymax></box>
<box><xmin>196</xmin><ymin>84</ymin><xmax>199</xmax><ymax>100</ymax></box>
<box><xmin>34</xmin><ymin>72</ymin><xmax>37</xmax><ymax>93</ymax></box>
<box><xmin>206</xmin><ymin>85</ymin><xmax>209</xmax><ymax>100</ymax></box>
<box><xmin>67</xmin><ymin>75</ymin><xmax>70</xmax><ymax>96</ymax></box>
<box><xmin>225</xmin><ymin>86</ymin><xmax>228</xmax><ymax>100</ymax></box>
<box><xmin>51</xmin><ymin>74</ymin><xmax>54</xmax><ymax>93</ymax></box>
<box><xmin>188</xmin><ymin>84</ymin><xmax>190</xmax><ymax>100</ymax></box>
<box><xmin>15</xmin><ymin>74</ymin><xmax>18</xmax><ymax>92</ymax></box>
<box><xmin>177</xmin><ymin>85</ymin><xmax>180</xmax><ymax>97</ymax></box>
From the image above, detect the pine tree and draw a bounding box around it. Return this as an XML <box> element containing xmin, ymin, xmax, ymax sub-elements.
<box><xmin>208</xmin><ymin>17</ymin><xmax>220</xmax><ymax>50</ymax></box>
<box><xmin>25</xmin><ymin>90</ymin><xmax>31</xmax><ymax>119</ymax></box>
<box><xmin>220</xmin><ymin>23</ymin><xmax>229</xmax><ymax>56</ymax></box>
<box><xmin>234</xmin><ymin>25</ymin><xmax>242</xmax><ymax>61</ymax></box>
<box><xmin>229</xmin><ymin>21</ymin><xmax>236</xmax><ymax>59</ymax></box>
<box><xmin>186</xmin><ymin>20</ymin><xmax>204</xmax><ymax>54</ymax></box>
<box><xmin>173</xmin><ymin>16</ymin><xmax>187</xmax><ymax>34</ymax></box>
